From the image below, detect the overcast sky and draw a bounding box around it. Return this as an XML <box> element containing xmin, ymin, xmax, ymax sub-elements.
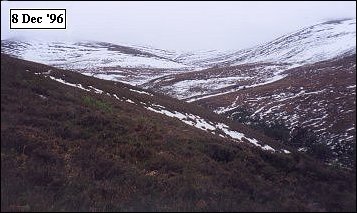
<box><xmin>1</xmin><ymin>1</ymin><xmax>356</xmax><ymax>52</ymax></box>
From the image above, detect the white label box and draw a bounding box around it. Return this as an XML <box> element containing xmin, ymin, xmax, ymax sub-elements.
<box><xmin>10</xmin><ymin>9</ymin><xmax>66</xmax><ymax>29</ymax></box>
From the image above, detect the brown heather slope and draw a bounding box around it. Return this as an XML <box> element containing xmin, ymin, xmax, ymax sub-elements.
<box><xmin>1</xmin><ymin>54</ymin><xmax>356</xmax><ymax>211</ymax></box>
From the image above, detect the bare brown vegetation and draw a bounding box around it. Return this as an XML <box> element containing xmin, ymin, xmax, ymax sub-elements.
<box><xmin>1</xmin><ymin>54</ymin><xmax>356</xmax><ymax>211</ymax></box>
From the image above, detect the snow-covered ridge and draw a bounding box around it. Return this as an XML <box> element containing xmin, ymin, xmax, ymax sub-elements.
<box><xmin>1</xmin><ymin>39</ymin><xmax>197</xmax><ymax>86</ymax></box>
<box><xmin>1</xmin><ymin>40</ymin><xmax>189</xmax><ymax>70</ymax></box>
<box><xmin>191</xmin><ymin>18</ymin><xmax>356</xmax><ymax>67</ymax></box>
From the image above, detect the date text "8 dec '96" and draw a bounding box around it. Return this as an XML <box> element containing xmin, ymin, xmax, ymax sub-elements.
<box><xmin>10</xmin><ymin>9</ymin><xmax>66</xmax><ymax>29</ymax></box>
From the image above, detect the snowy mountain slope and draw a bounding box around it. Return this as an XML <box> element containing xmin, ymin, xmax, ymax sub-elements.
<box><xmin>139</xmin><ymin>18</ymin><xmax>356</xmax><ymax>70</ymax></box>
<box><xmin>186</xmin><ymin>18</ymin><xmax>356</xmax><ymax>68</ymax></box>
<box><xmin>131</xmin><ymin>44</ymin><xmax>228</xmax><ymax>68</ymax></box>
<box><xmin>1</xmin><ymin>40</ymin><xmax>189</xmax><ymax>69</ymax></box>
<box><xmin>1</xmin><ymin>40</ymin><xmax>194</xmax><ymax>86</ymax></box>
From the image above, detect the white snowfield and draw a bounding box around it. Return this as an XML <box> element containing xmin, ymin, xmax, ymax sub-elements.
<box><xmin>31</xmin><ymin>68</ymin><xmax>290</xmax><ymax>154</ymax></box>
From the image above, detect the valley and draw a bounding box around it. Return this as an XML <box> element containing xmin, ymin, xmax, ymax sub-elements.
<box><xmin>2</xmin><ymin>18</ymin><xmax>355</xmax><ymax>167</ymax></box>
<box><xmin>1</xmin><ymin>54</ymin><xmax>355</xmax><ymax>211</ymax></box>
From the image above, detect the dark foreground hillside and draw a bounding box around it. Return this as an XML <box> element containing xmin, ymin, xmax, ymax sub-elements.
<box><xmin>1</xmin><ymin>54</ymin><xmax>356</xmax><ymax>211</ymax></box>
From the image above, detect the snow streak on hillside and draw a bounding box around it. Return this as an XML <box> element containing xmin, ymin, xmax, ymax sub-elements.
<box><xmin>28</xmin><ymin>67</ymin><xmax>290</xmax><ymax>154</ymax></box>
